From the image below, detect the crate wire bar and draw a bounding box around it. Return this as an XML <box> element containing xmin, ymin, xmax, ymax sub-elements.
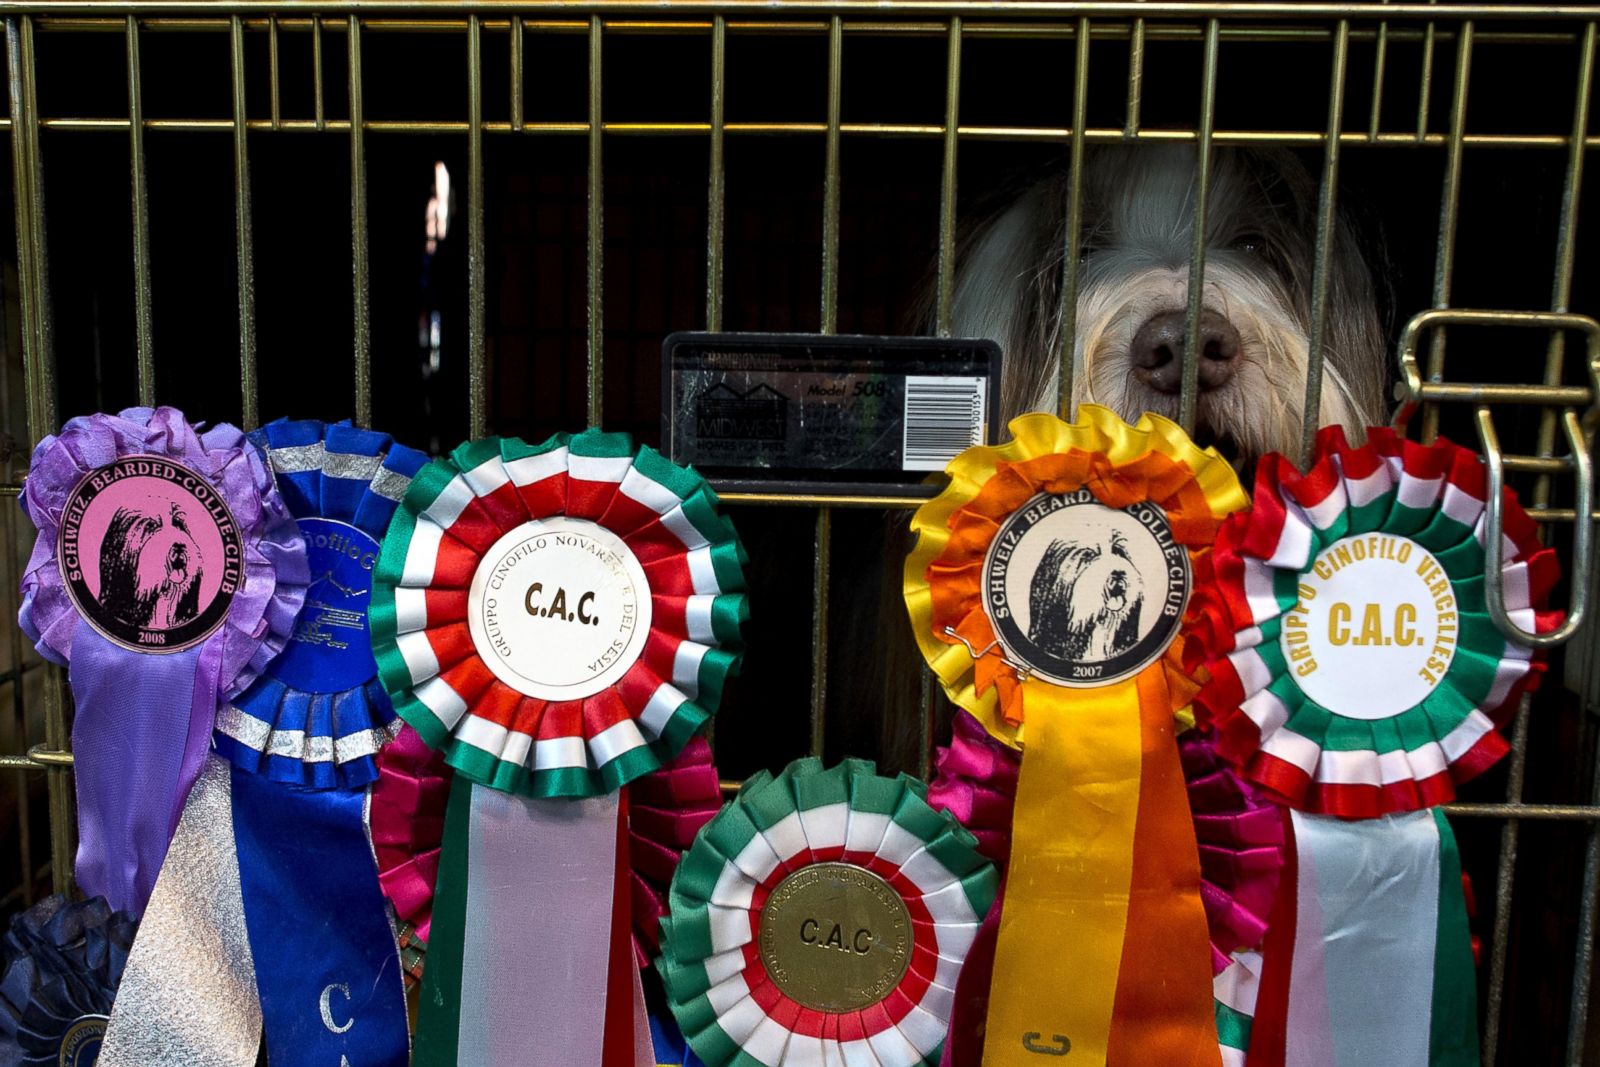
<box><xmin>0</xmin><ymin>3</ymin><xmax>1594</xmax><ymax>1064</ymax></box>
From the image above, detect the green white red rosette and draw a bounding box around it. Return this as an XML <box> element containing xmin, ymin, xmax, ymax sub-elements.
<box><xmin>370</xmin><ymin>429</ymin><xmax>748</xmax><ymax>799</ymax></box>
<box><xmin>1188</xmin><ymin>425</ymin><xmax>1561</xmax><ymax>818</ymax></box>
<box><xmin>657</xmin><ymin>758</ymin><xmax>998</xmax><ymax>1067</ymax></box>
<box><xmin>369</xmin><ymin>724</ymin><xmax>729</xmax><ymax>978</ymax></box>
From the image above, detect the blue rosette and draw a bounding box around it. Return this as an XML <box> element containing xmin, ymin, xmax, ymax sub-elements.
<box><xmin>0</xmin><ymin>894</ymin><xmax>136</xmax><ymax>1067</ymax></box>
<box><xmin>215</xmin><ymin>419</ymin><xmax>428</xmax><ymax>789</ymax></box>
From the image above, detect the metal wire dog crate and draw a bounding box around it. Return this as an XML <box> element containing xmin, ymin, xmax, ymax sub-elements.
<box><xmin>0</xmin><ymin>1</ymin><xmax>1594</xmax><ymax>1063</ymax></box>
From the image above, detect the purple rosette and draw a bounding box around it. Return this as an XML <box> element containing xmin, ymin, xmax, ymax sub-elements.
<box><xmin>18</xmin><ymin>406</ymin><xmax>307</xmax><ymax>916</ymax></box>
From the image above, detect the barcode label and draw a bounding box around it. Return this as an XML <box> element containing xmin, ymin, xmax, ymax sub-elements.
<box><xmin>902</xmin><ymin>376</ymin><xmax>986</xmax><ymax>471</ymax></box>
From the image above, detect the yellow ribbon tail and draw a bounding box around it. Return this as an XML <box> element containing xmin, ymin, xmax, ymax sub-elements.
<box><xmin>982</xmin><ymin>673</ymin><xmax>1221</xmax><ymax>1067</ymax></box>
<box><xmin>982</xmin><ymin>680</ymin><xmax>1143</xmax><ymax>1066</ymax></box>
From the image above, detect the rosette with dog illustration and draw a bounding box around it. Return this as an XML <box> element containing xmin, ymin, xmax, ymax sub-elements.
<box><xmin>371</xmin><ymin>429</ymin><xmax>747</xmax><ymax>1066</ymax></box>
<box><xmin>656</xmin><ymin>758</ymin><xmax>997</xmax><ymax>1067</ymax></box>
<box><xmin>18</xmin><ymin>406</ymin><xmax>307</xmax><ymax>917</ymax></box>
<box><xmin>1186</xmin><ymin>426</ymin><xmax>1557</xmax><ymax>1067</ymax></box>
<box><xmin>905</xmin><ymin>405</ymin><xmax>1247</xmax><ymax>1066</ymax></box>
<box><xmin>0</xmin><ymin>894</ymin><xmax>136</xmax><ymax>1067</ymax></box>
<box><xmin>81</xmin><ymin>418</ymin><xmax>423</xmax><ymax>1067</ymax></box>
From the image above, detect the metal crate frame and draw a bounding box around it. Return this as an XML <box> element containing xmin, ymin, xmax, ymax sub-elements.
<box><xmin>0</xmin><ymin>2</ymin><xmax>1595</xmax><ymax>1063</ymax></box>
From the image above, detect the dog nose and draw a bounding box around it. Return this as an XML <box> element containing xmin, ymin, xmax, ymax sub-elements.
<box><xmin>1129</xmin><ymin>310</ymin><xmax>1242</xmax><ymax>394</ymax></box>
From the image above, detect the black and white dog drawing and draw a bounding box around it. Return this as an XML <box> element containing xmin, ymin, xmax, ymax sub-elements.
<box><xmin>97</xmin><ymin>502</ymin><xmax>203</xmax><ymax>630</ymax></box>
<box><xmin>1026</xmin><ymin>528</ymin><xmax>1145</xmax><ymax>662</ymax></box>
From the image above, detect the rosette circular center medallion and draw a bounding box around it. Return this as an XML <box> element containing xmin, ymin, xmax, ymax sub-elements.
<box><xmin>58</xmin><ymin>1014</ymin><xmax>109</xmax><ymax>1067</ymax></box>
<box><xmin>1281</xmin><ymin>533</ymin><xmax>1458</xmax><ymax>721</ymax></box>
<box><xmin>468</xmin><ymin>516</ymin><xmax>653</xmax><ymax>701</ymax></box>
<box><xmin>58</xmin><ymin>457</ymin><xmax>243</xmax><ymax>654</ymax></box>
<box><xmin>982</xmin><ymin>488</ymin><xmax>1190</xmax><ymax>687</ymax></box>
<box><xmin>758</xmin><ymin>863</ymin><xmax>912</xmax><ymax>1013</ymax></box>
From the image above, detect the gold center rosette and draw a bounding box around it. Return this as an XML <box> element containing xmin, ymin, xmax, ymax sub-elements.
<box><xmin>655</xmin><ymin>758</ymin><xmax>997</xmax><ymax>1067</ymax></box>
<box><xmin>904</xmin><ymin>405</ymin><xmax>1247</xmax><ymax>1066</ymax></box>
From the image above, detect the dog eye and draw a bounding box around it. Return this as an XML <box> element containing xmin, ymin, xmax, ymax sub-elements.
<box><xmin>1231</xmin><ymin>233</ymin><xmax>1265</xmax><ymax>255</ymax></box>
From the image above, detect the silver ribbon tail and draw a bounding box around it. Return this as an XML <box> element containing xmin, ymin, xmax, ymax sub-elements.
<box><xmin>100</xmin><ymin>755</ymin><xmax>263</xmax><ymax>1066</ymax></box>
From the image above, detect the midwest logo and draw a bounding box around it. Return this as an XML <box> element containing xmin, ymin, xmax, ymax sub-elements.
<box><xmin>695</xmin><ymin>383</ymin><xmax>786</xmax><ymax>442</ymax></box>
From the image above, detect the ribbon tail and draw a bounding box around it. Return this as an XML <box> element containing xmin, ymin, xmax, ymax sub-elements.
<box><xmin>601</xmin><ymin>786</ymin><xmax>650</xmax><ymax>1067</ymax></box>
<box><xmin>1245</xmin><ymin>808</ymin><xmax>1297</xmax><ymax>1067</ymax></box>
<box><xmin>413</xmin><ymin>775</ymin><xmax>472</xmax><ymax>1067</ymax></box>
<box><xmin>1271</xmin><ymin>810</ymin><xmax>1458</xmax><ymax>1067</ymax></box>
<box><xmin>231</xmin><ymin>766</ymin><xmax>410</xmax><ymax>1065</ymax></box>
<box><xmin>630</xmin><ymin>938</ymin><xmax>655</xmax><ymax>1067</ymax></box>
<box><xmin>68</xmin><ymin>629</ymin><xmax>210</xmax><ymax>916</ymax></box>
<box><xmin>982</xmin><ymin>680</ymin><xmax>1144</xmax><ymax>1066</ymax></box>
<box><xmin>417</xmin><ymin>777</ymin><xmax>623</xmax><ymax>1066</ymax></box>
<box><xmin>1429</xmin><ymin>811</ymin><xmax>1479</xmax><ymax>1067</ymax></box>
<box><xmin>1214</xmin><ymin>951</ymin><xmax>1263</xmax><ymax>1067</ymax></box>
<box><xmin>99</xmin><ymin>755</ymin><xmax>263</xmax><ymax>1066</ymax></box>
<box><xmin>1105</xmin><ymin>672</ymin><xmax>1223</xmax><ymax>1066</ymax></box>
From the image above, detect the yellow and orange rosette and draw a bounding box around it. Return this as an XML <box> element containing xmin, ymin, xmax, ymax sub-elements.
<box><xmin>905</xmin><ymin>405</ymin><xmax>1247</xmax><ymax>1067</ymax></box>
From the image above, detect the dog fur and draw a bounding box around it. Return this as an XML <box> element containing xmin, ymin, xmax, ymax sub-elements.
<box><xmin>947</xmin><ymin>144</ymin><xmax>1389</xmax><ymax>459</ymax></box>
<box><xmin>98</xmin><ymin>502</ymin><xmax>203</xmax><ymax>630</ymax></box>
<box><xmin>1027</xmin><ymin>529</ymin><xmax>1145</xmax><ymax>662</ymax></box>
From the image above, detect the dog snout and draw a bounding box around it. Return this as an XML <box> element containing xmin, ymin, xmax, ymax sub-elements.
<box><xmin>1129</xmin><ymin>310</ymin><xmax>1242</xmax><ymax>394</ymax></box>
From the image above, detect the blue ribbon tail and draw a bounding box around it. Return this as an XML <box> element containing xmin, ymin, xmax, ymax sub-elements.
<box><xmin>231</xmin><ymin>766</ymin><xmax>410</xmax><ymax>1065</ymax></box>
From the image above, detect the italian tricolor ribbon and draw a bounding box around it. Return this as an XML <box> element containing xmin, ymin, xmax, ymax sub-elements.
<box><xmin>905</xmin><ymin>406</ymin><xmax>1247</xmax><ymax>1066</ymax></box>
<box><xmin>371</xmin><ymin>429</ymin><xmax>748</xmax><ymax>1067</ymax></box>
<box><xmin>369</xmin><ymin>725</ymin><xmax>728</xmax><ymax>980</ymax></box>
<box><xmin>1188</xmin><ymin>426</ymin><xmax>1560</xmax><ymax>1066</ymax></box>
<box><xmin>656</xmin><ymin>758</ymin><xmax>997</xmax><ymax>1066</ymax></box>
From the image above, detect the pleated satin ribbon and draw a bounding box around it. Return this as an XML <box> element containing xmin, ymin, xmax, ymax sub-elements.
<box><xmin>217</xmin><ymin>418</ymin><xmax>422</xmax><ymax>1066</ymax></box>
<box><xmin>374</xmin><ymin>430</ymin><xmax>748</xmax><ymax>1065</ymax></box>
<box><xmin>416</xmin><ymin>777</ymin><xmax>652</xmax><ymax>1066</ymax></box>
<box><xmin>17</xmin><ymin>408</ymin><xmax>308</xmax><ymax>917</ymax></box>
<box><xmin>987</xmin><ymin>665</ymin><xmax>1219</xmax><ymax>1066</ymax></box>
<box><xmin>67</xmin><ymin>630</ymin><xmax>220</xmax><ymax>917</ymax></box>
<box><xmin>1248</xmin><ymin>809</ymin><xmax>1477</xmax><ymax>1067</ymax></box>
<box><xmin>905</xmin><ymin>407</ymin><xmax>1248</xmax><ymax>1066</ymax></box>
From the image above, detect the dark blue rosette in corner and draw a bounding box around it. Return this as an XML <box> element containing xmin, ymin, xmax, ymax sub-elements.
<box><xmin>215</xmin><ymin>419</ymin><xmax>428</xmax><ymax>788</ymax></box>
<box><xmin>0</xmin><ymin>894</ymin><xmax>136</xmax><ymax>1067</ymax></box>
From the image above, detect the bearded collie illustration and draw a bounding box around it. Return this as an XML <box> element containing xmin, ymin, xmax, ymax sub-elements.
<box><xmin>1027</xmin><ymin>528</ymin><xmax>1145</xmax><ymax>662</ymax></box>
<box><xmin>97</xmin><ymin>502</ymin><xmax>204</xmax><ymax>630</ymax></box>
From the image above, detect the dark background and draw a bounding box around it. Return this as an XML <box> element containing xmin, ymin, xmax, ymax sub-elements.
<box><xmin>0</xmin><ymin>12</ymin><xmax>1595</xmax><ymax>1060</ymax></box>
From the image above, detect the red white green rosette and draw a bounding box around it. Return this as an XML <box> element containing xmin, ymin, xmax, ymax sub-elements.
<box><xmin>657</xmin><ymin>758</ymin><xmax>998</xmax><ymax>1067</ymax></box>
<box><xmin>370</xmin><ymin>429</ymin><xmax>748</xmax><ymax>798</ymax></box>
<box><xmin>1188</xmin><ymin>425</ymin><xmax>1561</xmax><ymax>817</ymax></box>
